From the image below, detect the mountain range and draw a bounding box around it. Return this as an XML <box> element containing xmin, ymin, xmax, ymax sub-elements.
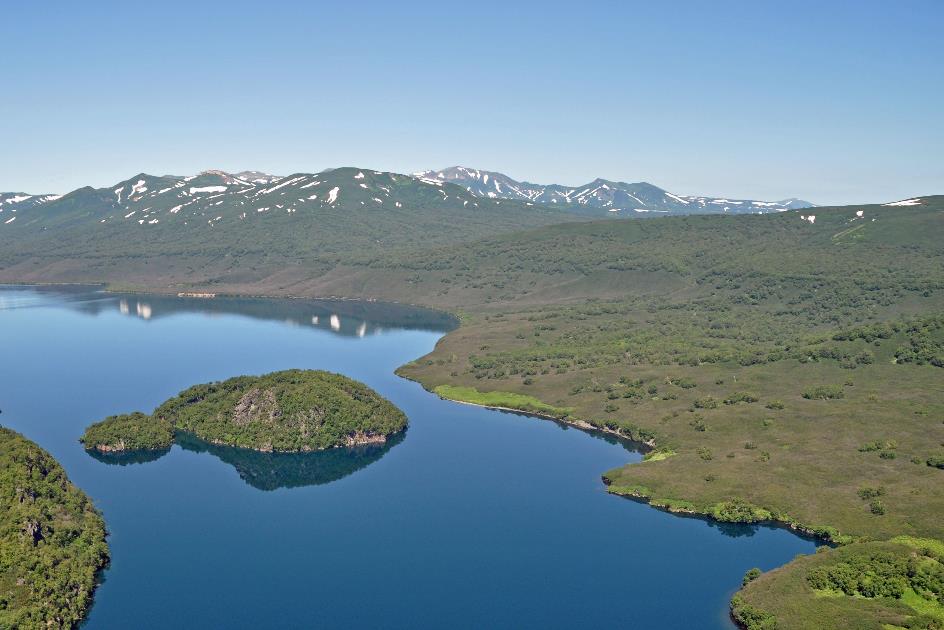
<box><xmin>415</xmin><ymin>166</ymin><xmax>815</xmax><ymax>215</ymax></box>
<box><xmin>0</xmin><ymin>167</ymin><xmax>584</xmax><ymax>288</ymax></box>
<box><xmin>0</xmin><ymin>167</ymin><xmax>815</xmax><ymax>231</ymax></box>
<box><xmin>0</xmin><ymin>168</ymin><xmax>549</xmax><ymax>231</ymax></box>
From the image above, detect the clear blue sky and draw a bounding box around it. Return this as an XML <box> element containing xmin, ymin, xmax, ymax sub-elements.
<box><xmin>2</xmin><ymin>1</ymin><xmax>941</xmax><ymax>204</ymax></box>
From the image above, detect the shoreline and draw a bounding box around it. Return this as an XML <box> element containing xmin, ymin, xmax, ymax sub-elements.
<box><xmin>602</xmin><ymin>483</ymin><xmax>841</xmax><ymax>545</ymax></box>
<box><xmin>445</xmin><ymin>397</ymin><xmax>657</xmax><ymax>450</ymax></box>
<box><xmin>397</xmin><ymin>370</ymin><xmax>847</xmax><ymax>545</ymax></box>
<box><xmin>431</xmin><ymin>384</ymin><xmax>839</xmax><ymax>543</ymax></box>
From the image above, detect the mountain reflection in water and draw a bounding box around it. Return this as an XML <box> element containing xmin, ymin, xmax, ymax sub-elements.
<box><xmin>109</xmin><ymin>293</ymin><xmax>457</xmax><ymax>337</ymax></box>
<box><xmin>1</xmin><ymin>284</ymin><xmax>456</xmax><ymax>337</ymax></box>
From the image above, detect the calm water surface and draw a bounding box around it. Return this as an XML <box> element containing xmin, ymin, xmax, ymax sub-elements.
<box><xmin>0</xmin><ymin>286</ymin><xmax>818</xmax><ymax>628</ymax></box>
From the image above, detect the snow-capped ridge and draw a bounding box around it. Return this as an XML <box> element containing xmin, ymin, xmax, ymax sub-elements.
<box><xmin>420</xmin><ymin>166</ymin><xmax>815</xmax><ymax>216</ymax></box>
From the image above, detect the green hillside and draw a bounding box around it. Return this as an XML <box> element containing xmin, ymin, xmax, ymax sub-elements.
<box><xmin>0</xmin><ymin>167</ymin><xmax>584</xmax><ymax>289</ymax></box>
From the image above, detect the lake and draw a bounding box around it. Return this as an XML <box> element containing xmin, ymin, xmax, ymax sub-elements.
<box><xmin>0</xmin><ymin>286</ymin><xmax>818</xmax><ymax>628</ymax></box>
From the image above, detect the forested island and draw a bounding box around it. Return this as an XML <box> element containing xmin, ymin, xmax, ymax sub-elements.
<box><xmin>81</xmin><ymin>370</ymin><xmax>407</xmax><ymax>453</ymax></box>
<box><xmin>81</xmin><ymin>412</ymin><xmax>174</xmax><ymax>453</ymax></box>
<box><xmin>0</xmin><ymin>427</ymin><xmax>109</xmax><ymax>628</ymax></box>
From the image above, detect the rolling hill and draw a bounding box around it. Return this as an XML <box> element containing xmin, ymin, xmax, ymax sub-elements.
<box><xmin>0</xmin><ymin>167</ymin><xmax>586</xmax><ymax>288</ymax></box>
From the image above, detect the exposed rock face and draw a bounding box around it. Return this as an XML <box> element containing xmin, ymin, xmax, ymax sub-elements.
<box><xmin>22</xmin><ymin>518</ymin><xmax>43</xmax><ymax>546</ymax></box>
<box><xmin>233</xmin><ymin>388</ymin><xmax>280</xmax><ymax>425</ymax></box>
<box><xmin>345</xmin><ymin>431</ymin><xmax>387</xmax><ymax>447</ymax></box>
<box><xmin>93</xmin><ymin>440</ymin><xmax>128</xmax><ymax>453</ymax></box>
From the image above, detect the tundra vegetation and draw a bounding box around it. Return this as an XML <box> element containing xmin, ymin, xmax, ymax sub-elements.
<box><xmin>4</xmin><ymin>188</ymin><xmax>944</xmax><ymax>628</ymax></box>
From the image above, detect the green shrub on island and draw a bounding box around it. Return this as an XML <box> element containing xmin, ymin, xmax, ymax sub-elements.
<box><xmin>81</xmin><ymin>412</ymin><xmax>174</xmax><ymax>452</ymax></box>
<box><xmin>82</xmin><ymin>370</ymin><xmax>407</xmax><ymax>454</ymax></box>
<box><xmin>0</xmin><ymin>427</ymin><xmax>109</xmax><ymax>628</ymax></box>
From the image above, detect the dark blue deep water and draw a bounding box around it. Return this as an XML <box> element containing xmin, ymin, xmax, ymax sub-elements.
<box><xmin>0</xmin><ymin>286</ymin><xmax>818</xmax><ymax>629</ymax></box>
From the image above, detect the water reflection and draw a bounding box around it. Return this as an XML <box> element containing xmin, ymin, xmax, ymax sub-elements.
<box><xmin>87</xmin><ymin>447</ymin><xmax>172</xmax><ymax>466</ymax></box>
<box><xmin>0</xmin><ymin>284</ymin><xmax>457</xmax><ymax>337</ymax></box>
<box><xmin>83</xmin><ymin>432</ymin><xmax>407</xmax><ymax>491</ymax></box>
<box><xmin>174</xmin><ymin>431</ymin><xmax>407</xmax><ymax>491</ymax></box>
<box><xmin>107</xmin><ymin>293</ymin><xmax>456</xmax><ymax>336</ymax></box>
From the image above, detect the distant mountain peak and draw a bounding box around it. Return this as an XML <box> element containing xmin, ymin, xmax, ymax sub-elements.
<box><xmin>419</xmin><ymin>166</ymin><xmax>815</xmax><ymax>215</ymax></box>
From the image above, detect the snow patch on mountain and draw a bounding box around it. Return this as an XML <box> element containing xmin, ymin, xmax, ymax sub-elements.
<box><xmin>883</xmin><ymin>198</ymin><xmax>923</xmax><ymax>207</ymax></box>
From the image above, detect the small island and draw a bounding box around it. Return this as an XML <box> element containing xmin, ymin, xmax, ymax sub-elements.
<box><xmin>81</xmin><ymin>369</ymin><xmax>407</xmax><ymax>453</ymax></box>
<box><xmin>81</xmin><ymin>412</ymin><xmax>174</xmax><ymax>453</ymax></box>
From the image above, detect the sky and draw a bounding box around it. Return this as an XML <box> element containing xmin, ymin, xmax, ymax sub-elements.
<box><xmin>1</xmin><ymin>0</ymin><xmax>941</xmax><ymax>205</ymax></box>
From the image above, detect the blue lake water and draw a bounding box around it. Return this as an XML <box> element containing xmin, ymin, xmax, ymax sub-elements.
<box><xmin>0</xmin><ymin>286</ymin><xmax>818</xmax><ymax>628</ymax></box>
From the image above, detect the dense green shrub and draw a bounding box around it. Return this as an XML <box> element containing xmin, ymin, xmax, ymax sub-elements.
<box><xmin>724</xmin><ymin>392</ymin><xmax>759</xmax><ymax>405</ymax></box>
<box><xmin>710</xmin><ymin>498</ymin><xmax>771</xmax><ymax>523</ymax></box>
<box><xmin>803</xmin><ymin>385</ymin><xmax>845</xmax><ymax>400</ymax></box>
<box><xmin>730</xmin><ymin>594</ymin><xmax>777</xmax><ymax>630</ymax></box>
<box><xmin>857</xmin><ymin>486</ymin><xmax>885</xmax><ymax>500</ymax></box>
<box><xmin>693</xmin><ymin>396</ymin><xmax>719</xmax><ymax>409</ymax></box>
<box><xmin>742</xmin><ymin>568</ymin><xmax>762</xmax><ymax>585</ymax></box>
<box><xmin>806</xmin><ymin>548</ymin><xmax>944</xmax><ymax>604</ymax></box>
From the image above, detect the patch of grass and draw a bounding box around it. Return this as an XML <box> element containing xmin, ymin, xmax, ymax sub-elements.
<box><xmin>643</xmin><ymin>448</ymin><xmax>676</xmax><ymax>462</ymax></box>
<box><xmin>890</xmin><ymin>536</ymin><xmax>944</xmax><ymax>557</ymax></box>
<box><xmin>433</xmin><ymin>384</ymin><xmax>573</xmax><ymax>418</ymax></box>
<box><xmin>651</xmin><ymin>497</ymin><xmax>697</xmax><ymax>512</ymax></box>
<box><xmin>900</xmin><ymin>588</ymin><xmax>944</xmax><ymax>621</ymax></box>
